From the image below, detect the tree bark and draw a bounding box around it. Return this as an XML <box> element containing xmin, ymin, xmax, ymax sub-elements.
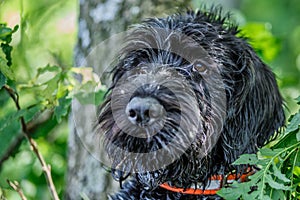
<box><xmin>66</xmin><ymin>1</ymin><xmax>191</xmax><ymax>199</ymax></box>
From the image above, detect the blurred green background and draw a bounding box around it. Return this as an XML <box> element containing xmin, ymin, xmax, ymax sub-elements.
<box><xmin>0</xmin><ymin>0</ymin><xmax>299</xmax><ymax>199</ymax></box>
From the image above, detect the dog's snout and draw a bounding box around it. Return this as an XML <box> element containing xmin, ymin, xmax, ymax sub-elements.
<box><xmin>126</xmin><ymin>97</ymin><xmax>164</xmax><ymax>127</ymax></box>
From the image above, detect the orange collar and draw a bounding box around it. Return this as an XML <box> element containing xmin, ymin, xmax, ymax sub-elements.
<box><xmin>160</xmin><ymin>168</ymin><xmax>255</xmax><ymax>195</ymax></box>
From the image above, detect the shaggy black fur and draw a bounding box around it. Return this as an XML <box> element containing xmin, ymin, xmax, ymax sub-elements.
<box><xmin>98</xmin><ymin>7</ymin><xmax>285</xmax><ymax>200</ymax></box>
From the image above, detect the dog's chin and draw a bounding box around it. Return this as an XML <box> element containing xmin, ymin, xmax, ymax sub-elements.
<box><xmin>106</xmin><ymin>125</ymin><xmax>195</xmax><ymax>188</ymax></box>
<box><xmin>109</xmin><ymin>149</ymin><xmax>170</xmax><ymax>191</ymax></box>
<box><xmin>136</xmin><ymin>169</ymin><xmax>167</xmax><ymax>191</ymax></box>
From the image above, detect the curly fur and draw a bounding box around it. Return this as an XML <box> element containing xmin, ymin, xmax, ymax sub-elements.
<box><xmin>98</xmin><ymin>7</ymin><xmax>285</xmax><ymax>200</ymax></box>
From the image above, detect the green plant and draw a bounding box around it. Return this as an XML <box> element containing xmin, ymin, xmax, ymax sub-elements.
<box><xmin>0</xmin><ymin>22</ymin><xmax>105</xmax><ymax>199</ymax></box>
<box><xmin>218</xmin><ymin>97</ymin><xmax>300</xmax><ymax>200</ymax></box>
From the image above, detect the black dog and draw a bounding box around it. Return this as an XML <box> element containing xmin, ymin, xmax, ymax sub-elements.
<box><xmin>98</xmin><ymin>7</ymin><xmax>285</xmax><ymax>200</ymax></box>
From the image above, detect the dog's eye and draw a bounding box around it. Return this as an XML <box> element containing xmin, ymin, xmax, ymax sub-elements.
<box><xmin>192</xmin><ymin>62</ymin><xmax>207</xmax><ymax>73</ymax></box>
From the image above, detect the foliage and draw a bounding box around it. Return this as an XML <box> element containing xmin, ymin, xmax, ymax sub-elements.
<box><xmin>0</xmin><ymin>0</ymin><xmax>82</xmax><ymax>199</ymax></box>
<box><xmin>0</xmin><ymin>28</ymin><xmax>104</xmax><ymax>199</ymax></box>
<box><xmin>218</xmin><ymin>97</ymin><xmax>300</xmax><ymax>199</ymax></box>
<box><xmin>0</xmin><ymin>48</ymin><xmax>104</xmax><ymax>200</ymax></box>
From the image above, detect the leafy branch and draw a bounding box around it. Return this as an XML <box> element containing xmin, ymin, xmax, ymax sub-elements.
<box><xmin>218</xmin><ymin>96</ymin><xmax>300</xmax><ymax>200</ymax></box>
<box><xmin>3</xmin><ymin>84</ymin><xmax>60</xmax><ymax>200</ymax></box>
<box><xmin>0</xmin><ymin>22</ymin><xmax>106</xmax><ymax>198</ymax></box>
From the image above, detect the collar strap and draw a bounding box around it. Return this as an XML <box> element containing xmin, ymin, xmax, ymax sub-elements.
<box><xmin>160</xmin><ymin>168</ymin><xmax>255</xmax><ymax>195</ymax></box>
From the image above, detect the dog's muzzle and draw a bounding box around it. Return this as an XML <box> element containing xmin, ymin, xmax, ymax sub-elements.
<box><xmin>126</xmin><ymin>97</ymin><xmax>165</xmax><ymax>127</ymax></box>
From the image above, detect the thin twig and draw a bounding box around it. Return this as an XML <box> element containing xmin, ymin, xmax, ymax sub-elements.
<box><xmin>7</xmin><ymin>180</ymin><xmax>27</xmax><ymax>200</ymax></box>
<box><xmin>3</xmin><ymin>85</ymin><xmax>60</xmax><ymax>200</ymax></box>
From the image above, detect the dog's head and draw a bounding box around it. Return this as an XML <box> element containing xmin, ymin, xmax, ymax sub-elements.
<box><xmin>98</xmin><ymin>9</ymin><xmax>285</xmax><ymax>190</ymax></box>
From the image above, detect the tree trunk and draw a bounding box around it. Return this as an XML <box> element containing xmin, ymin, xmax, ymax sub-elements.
<box><xmin>66</xmin><ymin>1</ymin><xmax>191</xmax><ymax>199</ymax></box>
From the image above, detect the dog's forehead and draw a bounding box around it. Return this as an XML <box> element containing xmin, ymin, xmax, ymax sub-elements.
<box><xmin>117</xmin><ymin>21</ymin><xmax>224</xmax><ymax>75</ymax></box>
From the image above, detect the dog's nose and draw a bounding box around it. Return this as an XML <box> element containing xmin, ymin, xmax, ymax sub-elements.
<box><xmin>126</xmin><ymin>97</ymin><xmax>164</xmax><ymax>127</ymax></box>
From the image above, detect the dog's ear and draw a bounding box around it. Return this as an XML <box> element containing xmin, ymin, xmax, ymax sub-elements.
<box><xmin>220</xmin><ymin>51</ymin><xmax>285</xmax><ymax>165</ymax></box>
<box><xmin>249</xmin><ymin>61</ymin><xmax>285</xmax><ymax>147</ymax></box>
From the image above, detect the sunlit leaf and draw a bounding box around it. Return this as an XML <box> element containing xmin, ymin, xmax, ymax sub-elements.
<box><xmin>71</xmin><ymin>67</ymin><xmax>100</xmax><ymax>87</ymax></box>
<box><xmin>0</xmin><ymin>56</ymin><xmax>14</xmax><ymax>80</ymax></box>
<box><xmin>54</xmin><ymin>94</ymin><xmax>71</xmax><ymax>123</ymax></box>
<box><xmin>41</xmin><ymin>74</ymin><xmax>61</xmax><ymax>100</ymax></box>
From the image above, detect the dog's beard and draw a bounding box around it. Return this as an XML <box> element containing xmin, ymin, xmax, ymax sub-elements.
<box><xmin>98</xmin><ymin>66</ymin><xmax>226</xmax><ymax>190</ymax></box>
<box><xmin>106</xmin><ymin>110</ymin><xmax>203</xmax><ymax>190</ymax></box>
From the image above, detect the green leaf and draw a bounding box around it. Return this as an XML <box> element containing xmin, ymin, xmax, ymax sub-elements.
<box><xmin>248</xmin><ymin>170</ymin><xmax>264</xmax><ymax>182</ymax></box>
<box><xmin>0</xmin><ymin>43</ymin><xmax>13</xmax><ymax>66</ymax></box>
<box><xmin>260</xmin><ymin>148</ymin><xmax>284</xmax><ymax>157</ymax></box>
<box><xmin>286</xmin><ymin>112</ymin><xmax>300</xmax><ymax>135</ymax></box>
<box><xmin>0</xmin><ymin>56</ymin><xmax>14</xmax><ymax>80</ymax></box>
<box><xmin>94</xmin><ymin>89</ymin><xmax>106</xmax><ymax>105</ymax></box>
<box><xmin>74</xmin><ymin>89</ymin><xmax>105</xmax><ymax>105</ymax></box>
<box><xmin>0</xmin><ymin>26</ymin><xmax>13</xmax><ymax>41</ymax></box>
<box><xmin>0</xmin><ymin>119</ymin><xmax>21</xmax><ymax>159</ymax></box>
<box><xmin>233</xmin><ymin>154</ymin><xmax>259</xmax><ymax>165</ymax></box>
<box><xmin>262</xmin><ymin>195</ymin><xmax>273</xmax><ymax>200</ymax></box>
<box><xmin>0</xmin><ymin>104</ymin><xmax>42</xmax><ymax>132</ymax></box>
<box><xmin>0</xmin><ymin>110</ymin><xmax>24</xmax><ymax>133</ymax></box>
<box><xmin>23</xmin><ymin>104</ymin><xmax>43</xmax><ymax>123</ymax></box>
<box><xmin>217</xmin><ymin>184</ymin><xmax>242</xmax><ymax>200</ymax></box>
<box><xmin>265</xmin><ymin>173</ymin><xmax>291</xmax><ymax>190</ymax></box>
<box><xmin>12</xmin><ymin>25</ymin><xmax>19</xmax><ymax>33</ymax></box>
<box><xmin>272</xmin><ymin>163</ymin><xmax>290</xmax><ymax>183</ymax></box>
<box><xmin>274</xmin><ymin>110</ymin><xmax>300</xmax><ymax>147</ymax></box>
<box><xmin>270</xmin><ymin>189</ymin><xmax>286</xmax><ymax>200</ymax></box>
<box><xmin>243</xmin><ymin>179</ymin><xmax>264</xmax><ymax>199</ymax></box>
<box><xmin>0</xmin><ymin>24</ymin><xmax>18</xmax><ymax>42</ymax></box>
<box><xmin>0</xmin><ymin>24</ymin><xmax>18</xmax><ymax>67</ymax></box>
<box><xmin>274</xmin><ymin>131</ymin><xmax>298</xmax><ymax>148</ymax></box>
<box><xmin>0</xmin><ymin>104</ymin><xmax>42</xmax><ymax>159</ymax></box>
<box><xmin>54</xmin><ymin>95</ymin><xmax>72</xmax><ymax>123</ymax></box>
<box><xmin>41</xmin><ymin>74</ymin><xmax>61</xmax><ymax>100</ymax></box>
<box><xmin>31</xmin><ymin>117</ymin><xmax>58</xmax><ymax>139</ymax></box>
